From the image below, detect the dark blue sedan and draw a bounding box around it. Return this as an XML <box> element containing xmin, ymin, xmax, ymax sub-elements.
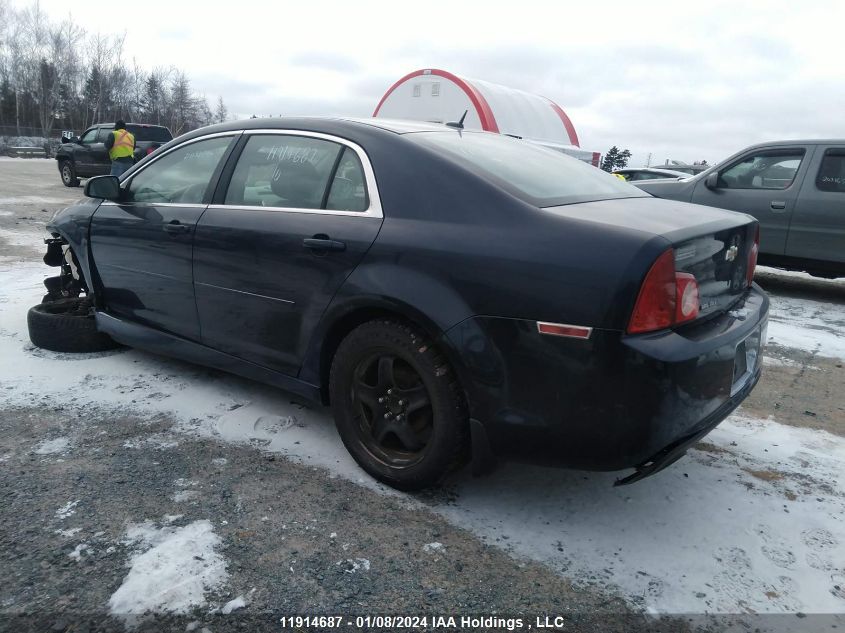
<box><xmin>33</xmin><ymin>117</ymin><xmax>768</xmax><ymax>490</ymax></box>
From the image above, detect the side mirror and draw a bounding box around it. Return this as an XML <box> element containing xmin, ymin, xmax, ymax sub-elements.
<box><xmin>61</xmin><ymin>137</ymin><xmax>69</xmax><ymax>144</ymax></box>
<box><xmin>84</xmin><ymin>175</ymin><xmax>121</xmax><ymax>200</ymax></box>
<box><xmin>704</xmin><ymin>172</ymin><xmax>719</xmax><ymax>189</ymax></box>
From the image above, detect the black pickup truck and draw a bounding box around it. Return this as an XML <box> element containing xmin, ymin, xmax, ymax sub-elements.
<box><xmin>56</xmin><ymin>123</ymin><xmax>173</xmax><ymax>187</ymax></box>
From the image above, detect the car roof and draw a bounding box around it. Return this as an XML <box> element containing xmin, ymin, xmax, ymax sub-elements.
<box><xmin>93</xmin><ymin>122</ymin><xmax>170</xmax><ymax>129</ymax></box>
<box><xmin>176</xmin><ymin>116</ymin><xmax>460</xmax><ymax>139</ymax></box>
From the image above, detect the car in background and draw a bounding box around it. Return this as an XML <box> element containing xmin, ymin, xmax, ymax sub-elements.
<box><xmin>654</xmin><ymin>163</ymin><xmax>709</xmax><ymax>176</ymax></box>
<box><xmin>56</xmin><ymin>123</ymin><xmax>173</xmax><ymax>187</ymax></box>
<box><xmin>34</xmin><ymin>117</ymin><xmax>767</xmax><ymax>490</ymax></box>
<box><xmin>636</xmin><ymin>140</ymin><xmax>845</xmax><ymax>278</ymax></box>
<box><xmin>613</xmin><ymin>167</ymin><xmax>690</xmax><ymax>182</ymax></box>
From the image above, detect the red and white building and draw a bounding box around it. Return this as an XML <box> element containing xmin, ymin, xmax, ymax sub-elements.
<box><xmin>373</xmin><ymin>68</ymin><xmax>599</xmax><ymax>165</ymax></box>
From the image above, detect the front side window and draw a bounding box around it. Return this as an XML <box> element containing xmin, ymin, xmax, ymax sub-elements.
<box><xmin>411</xmin><ymin>131</ymin><xmax>645</xmax><ymax>207</ymax></box>
<box><xmin>718</xmin><ymin>150</ymin><xmax>805</xmax><ymax>190</ymax></box>
<box><xmin>816</xmin><ymin>149</ymin><xmax>845</xmax><ymax>193</ymax></box>
<box><xmin>79</xmin><ymin>129</ymin><xmax>98</xmax><ymax>145</ymax></box>
<box><xmin>96</xmin><ymin>126</ymin><xmax>114</xmax><ymax>143</ymax></box>
<box><xmin>125</xmin><ymin>136</ymin><xmax>232</xmax><ymax>204</ymax></box>
<box><xmin>225</xmin><ymin>135</ymin><xmax>366</xmax><ymax>211</ymax></box>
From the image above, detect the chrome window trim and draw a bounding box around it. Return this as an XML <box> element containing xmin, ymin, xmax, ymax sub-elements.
<box><xmin>226</xmin><ymin>129</ymin><xmax>382</xmax><ymax>218</ymax></box>
<box><xmin>102</xmin><ymin>128</ymin><xmax>384</xmax><ymax>219</ymax></box>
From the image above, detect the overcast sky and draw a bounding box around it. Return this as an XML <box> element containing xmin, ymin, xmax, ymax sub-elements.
<box><xmin>16</xmin><ymin>0</ymin><xmax>845</xmax><ymax>166</ymax></box>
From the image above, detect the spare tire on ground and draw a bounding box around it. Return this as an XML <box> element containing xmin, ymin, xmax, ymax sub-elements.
<box><xmin>27</xmin><ymin>297</ymin><xmax>120</xmax><ymax>353</ymax></box>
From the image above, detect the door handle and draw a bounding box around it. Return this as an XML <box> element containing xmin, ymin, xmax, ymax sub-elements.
<box><xmin>303</xmin><ymin>237</ymin><xmax>346</xmax><ymax>252</ymax></box>
<box><xmin>163</xmin><ymin>220</ymin><xmax>190</xmax><ymax>234</ymax></box>
<box><xmin>770</xmin><ymin>200</ymin><xmax>787</xmax><ymax>212</ymax></box>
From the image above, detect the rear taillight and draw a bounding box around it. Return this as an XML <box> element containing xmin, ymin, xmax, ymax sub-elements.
<box><xmin>747</xmin><ymin>225</ymin><xmax>759</xmax><ymax>287</ymax></box>
<box><xmin>628</xmin><ymin>248</ymin><xmax>700</xmax><ymax>334</ymax></box>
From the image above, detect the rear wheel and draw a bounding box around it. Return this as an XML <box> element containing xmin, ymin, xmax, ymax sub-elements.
<box><xmin>27</xmin><ymin>297</ymin><xmax>119</xmax><ymax>353</ymax></box>
<box><xmin>60</xmin><ymin>160</ymin><xmax>79</xmax><ymax>187</ymax></box>
<box><xmin>329</xmin><ymin>319</ymin><xmax>468</xmax><ymax>490</ymax></box>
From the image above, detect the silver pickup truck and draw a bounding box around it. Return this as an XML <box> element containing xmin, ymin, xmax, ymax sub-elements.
<box><xmin>636</xmin><ymin>139</ymin><xmax>845</xmax><ymax>278</ymax></box>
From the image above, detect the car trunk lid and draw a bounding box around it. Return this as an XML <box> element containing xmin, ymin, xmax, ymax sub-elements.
<box><xmin>543</xmin><ymin>196</ymin><xmax>756</xmax><ymax>320</ymax></box>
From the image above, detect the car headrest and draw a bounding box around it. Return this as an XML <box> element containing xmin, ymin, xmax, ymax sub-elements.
<box><xmin>270</xmin><ymin>159</ymin><xmax>321</xmax><ymax>208</ymax></box>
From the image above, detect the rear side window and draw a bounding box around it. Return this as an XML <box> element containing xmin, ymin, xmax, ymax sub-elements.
<box><xmin>96</xmin><ymin>127</ymin><xmax>113</xmax><ymax>143</ymax></box>
<box><xmin>718</xmin><ymin>150</ymin><xmax>805</xmax><ymax>190</ymax></box>
<box><xmin>127</xmin><ymin>125</ymin><xmax>173</xmax><ymax>143</ymax></box>
<box><xmin>225</xmin><ymin>135</ymin><xmax>345</xmax><ymax>210</ymax></box>
<box><xmin>326</xmin><ymin>148</ymin><xmax>367</xmax><ymax>211</ymax></box>
<box><xmin>410</xmin><ymin>132</ymin><xmax>644</xmax><ymax>207</ymax></box>
<box><xmin>816</xmin><ymin>149</ymin><xmax>845</xmax><ymax>193</ymax></box>
<box><xmin>125</xmin><ymin>136</ymin><xmax>233</xmax><ymax>204</ymax></box>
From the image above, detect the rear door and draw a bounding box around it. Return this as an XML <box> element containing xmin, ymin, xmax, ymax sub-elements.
<box><xmin>786</xmin><ymin>145</ymin><xmax>845</xmax><ymax>268</ymax></box>
<box><xmin>193</xmin><ymin>130</ymin><xmax>383</xmax><ymax>375</ymax></box>
<box><xmin>689</xmin><ymin>146</ymin><xmax>811</xmax><ymax>255</ymax></box>
<box><xmin>90</xmin><ymin>133</ymin><xmax>238</xmax><ymax>340</ymax></box>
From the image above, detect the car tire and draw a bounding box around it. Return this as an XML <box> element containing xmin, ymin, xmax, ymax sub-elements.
<box><xmin>27</xmin><ymin>297</ymin><xmax>119</xmax><ymax>353</ymax></box>
<box><xmin>329</xmin><ymin>319</ymin><xmax>468</xmax><ymax>490</ymax></box>
<box><xmin>59</xmin><ymin>160</ymin><xmax>80</xmax><ymax>187</ymax></box>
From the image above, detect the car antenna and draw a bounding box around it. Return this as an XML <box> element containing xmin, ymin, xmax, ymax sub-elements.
<box><xmin>446</xmin><ymin>110</ymin><xmax>468</xmax><ymax>130</ymax></box>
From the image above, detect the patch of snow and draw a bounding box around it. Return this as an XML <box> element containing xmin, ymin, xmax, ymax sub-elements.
<box><xmin>34</xmin><ymin>436</ymin><xmax>71</xmax><ymax>455</ymax></box>
<box><xmin>212</xmin><ymin>457</ymin><xmax>228</xmax><ymax>466</ymax></box>
<box><xmin>173</xmin><ymin>478</ymin><xmax>199</xmax><ymax>488</ymax></box>
<box><xmin>338</xmin><ymin>558</ymin><xmax>370</xmax><ymax>573</ymax></box>
<box><xmin>765</xmin><ymin>295</ymin><xmax>845</xmax><ymax>361</ymax></box>
<box><xmin>108</xmin><ymin>519</ymin><xmax>228</xmax><ymax>622</ymax></box>
<box><xmin>221</xmin><ymin>596</ymin><xmax>246</xmax><ymax>614</ymax></box>
<box><xmin>68</xmin><ymin>543</ymin><xmax>88</xmax><ymax>561</ymax></box>
<box><xmin>422</xmin><ymin>542</ymin><xmax>445</xmax><ymax>553</ymax></box>
<box><xmin>171</xmin><ymin>490</ymin><xmax>200</xmax><ymax>503</ymax></box>
<box><xmin>55</xmin><ymin>500</ymin><xmax>79</xmax><ymax>520</ymax></box>
<box><xmin>55</xmin><ymin>527</ymin><xmax>82</xmax><ymax>538</ymax></box>
<box><xmin>0</xmin><ymin>195</ymin><xmax>75</xmax><ymax>205</ymax></box>
<box><xmin>123</xmin><ymin>434</ymin><xmax>179</xmax><ymax>450</ymax></box>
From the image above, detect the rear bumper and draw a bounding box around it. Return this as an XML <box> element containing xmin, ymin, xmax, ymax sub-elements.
<box><xmin>444</xmin><ymin>285</ymin><xmax>769</xmax><ymax>475</ymax></box>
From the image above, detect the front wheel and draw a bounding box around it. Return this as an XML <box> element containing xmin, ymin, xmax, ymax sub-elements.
<box><xmin>60</xmin><ymin>161</ymin><xmax>79</xmax><ymax>187</ymax></box>
<box><xmin>329</xmin><ymin>319</ymin><xmax>468</xmax><ymax>490</ymax></box>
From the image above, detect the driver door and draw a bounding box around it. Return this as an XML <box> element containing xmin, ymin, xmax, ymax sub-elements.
<box><xmin>89</xmin><ymin>133</ymin><xmax>238</xmax><ymax>341</ymax></box>
<box><xmin>73</xmin><ymin>127</ymin><xmax>100</xmax><ymax>176</ymax></box>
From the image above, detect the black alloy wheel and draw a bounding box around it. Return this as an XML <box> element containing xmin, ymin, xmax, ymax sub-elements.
<box><xmin>329</xmin><ymin>319</ymin><xmax>468</xmax><ymax>490</ymax></box>
<box><xmin>351</xmin><ymin>351</ymin><xmax>433</xmax><ymax>467</ymax></box>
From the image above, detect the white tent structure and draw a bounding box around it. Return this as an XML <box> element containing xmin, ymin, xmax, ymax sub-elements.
<box><xmin>373</xmin><ymin>68</ymin><xmax>598</xmax><ymax>165</ymax></box>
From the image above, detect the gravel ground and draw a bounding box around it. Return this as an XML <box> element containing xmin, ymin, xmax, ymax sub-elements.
<box><xmin>1</xmin><ymin>159</ymin><xmax>843</xmax><ymax>633</ymax></box>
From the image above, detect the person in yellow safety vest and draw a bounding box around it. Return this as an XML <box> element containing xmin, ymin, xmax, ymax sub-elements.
<box><xmin>105</xmin><ymin>120</ymin><xmax>135</xmax><ymax>177</ymax></box>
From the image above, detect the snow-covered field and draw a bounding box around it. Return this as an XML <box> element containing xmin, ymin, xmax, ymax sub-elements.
<box><xmin>1</xmin><ymin>258</ymin><xmax>843</xmax><ymax>618</ymax></box>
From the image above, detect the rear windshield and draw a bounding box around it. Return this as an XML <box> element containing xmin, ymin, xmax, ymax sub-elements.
<box><xmin>127</xmin><ymin>125</ymin><xmax>173</xmax><ymax>143</ymax></box>
<box><xmin>409</xmin><ymin>131</ymin><xmax>648</xmax><ymax>207</ymax></box>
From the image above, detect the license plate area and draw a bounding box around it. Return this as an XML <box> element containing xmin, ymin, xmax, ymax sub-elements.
<box><xmin>731</xmin><ymin>325</ymin><xmax>762</xmax><ymax>396</ymax></box>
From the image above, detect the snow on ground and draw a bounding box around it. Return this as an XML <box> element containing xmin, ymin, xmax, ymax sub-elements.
<box><xmin>107</xmin><ymin>519</ymin><xmax>228</xmax><ymax>624</ymax></box>
<box><xmin>2</xmin><ymin>262</ymin><xmax>844</xmax><ymax>614</ymax></box>
<box><xmin>33</xmin><ymin>436</ymin><xmax>71</xmax><ymax>454</ymax></box>
<box><xmin>766</xmin><ymin>294</ymin><xmax>845</xmax><ymax>361</ymax></box>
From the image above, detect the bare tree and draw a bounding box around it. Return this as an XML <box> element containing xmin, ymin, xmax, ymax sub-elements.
<box><xmin>214</xmin><ymin>95</ymin><xmax>228</xmax><ymax>123</ymax></box>
<box><xmin>0</xmin><ymin>2</ymin><xmax>222</xmax><ymax>137</ymax></box>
